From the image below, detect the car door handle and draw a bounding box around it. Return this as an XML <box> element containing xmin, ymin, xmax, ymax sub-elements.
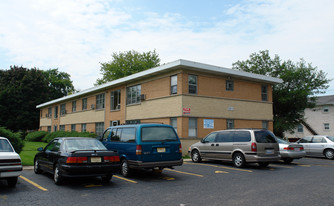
<box><xmin>211</xmin><ymin>144</ymin><xmax>214</xmax><ymax>146</ymax></box>
<box><xmin>216</xmin><ymin>144</ymin><xmax>219</xmax><ymax>146</ymax></box>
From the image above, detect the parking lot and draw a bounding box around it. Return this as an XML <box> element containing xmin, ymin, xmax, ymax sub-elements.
<box><xmin>1</xmin><ymin>157</ymin><xmax>334</xmax><ymax>206</ymax></box>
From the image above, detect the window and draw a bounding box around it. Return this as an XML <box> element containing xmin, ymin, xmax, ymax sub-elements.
<box><xmin>71</xmin><ymin>124</ymin><xmax>76</xmax><ymax>132</ymax></box>
<box><xmin>54</xmin><ymin>125</ymin><xmax>57</xmax><ymax>132</ymax></box>
<box><xmin>226</xmin><ymin>79</ymin><xmax>234</xmax><ymax>91</ymax></box>
<box><xmin>188</xmin><ymin>75</ymin><xmax>197</xmax><ymax>94</ymax></box>
<box><xmin>312</xmin><ymin>136</ymin><xmax>327</xmax><ymax>143</ymax></box>
<box><xmin>141</xmin><ymin>127</ymin><xmax>177</xmax><ymax>142</ymax></box>
<box><xmin>72</xmin><ymin>101</ymin><xmax>76</xmax><ymax>112</ymax></box>
<box><xmin>171</xmin><ymin>75</ymin><xmax>177</xmax><ymax>94</ymax></box>
<box><xmin>324</xmin><ymin>123</ymin><xmax>330</xmax><ymax>130</ymax></box>
<box><xmin>120</xmin><ymin>128</ymin><xmax>136</xmax><ymax>142</ymax></box>
<box><xmin>59</xmin><ymin>125</ymin><xmax>65</xmax><ymax>131</ymax></box>
<box><xmin>48</xmin><ymin>107</ymin><xmax>52</xmax><ymax>118</ymax></box>
<box><xmin>47</xmin><ymin>126</ymin><xmax>51</xmax><ymax>132</ymax></box>
<box><xmin>203</xmin><ymin>133</ymin><xmax>217</xmax><ymax>143</ymax></box>
<box><xmin>254</xmin><ymin>130</ymin><xmax>276</xmax><ymax>143</ymax></box>
<box><xmin>95</xmin><ymin>122</ymin><xmax>104</xmax><ymax>136</ymax></box>
<box><xmin>233</xmin><ymin>131</ymin><xmax>251</xmax><ymax>142</ymax></box>
<box><xmin>261</xmin><ymin>85</ymin><xmax>268</xmax><ymax>101</ymax></box>
<box><xmin>60</xmin><ymin>104</ymin><xmax>66</xmax><ymax>116</ymax></box>
<box><xmin>262</xmin><ymin>121</ymin><xmax>269</xmax><ymax>129</ymax></box>
<box><xmin>96</xmin><ymin>93</ymin><xmax>105</xmax><ymax>109</ymax></box>
<box><xmin>299</xmin><ymin>136</ymin><xmax>312</xmax><ymax>143</ymax></box>
<box><xmin>323</xmin><ymin>106</ymin><xmax>329</xmax><ymax>113</ymax></box>
<box><xmin>82</xmin><ymin>98</ymin><xmax>87</xmax><ymax>110</ymax></box>
<box><xmin>297</xmin><ymin>124</ymin><xmax>303</xmax><ymax>133</ymax></box>
<box><xmin>81</xmin><ymin>123</ymin><xmax>86</xmax><ymax>132</ymax></box>
<box><xmin>170</xmin><ymin>118</ymin><xmax>177</xmax><ymax>133</ymax></box>
<box><xmin>126</xmin><ymin>85</ymin><xmax>141</xmax><ymax>105</ymax></box>
<box><xmin>126</xmin><ymin>120</ymin><xmax>141</xmax><ymax>124</ymax></box>
<box><xmin>54</xmin><ymin>106</ymin><xmax>58</xmax><ymax>119</ymax></box>
<box><xmin>216</xmin><ymin>131</ymin><xmax>234</xmax><ymax>142</ymax></box>
<box><xmin>111</xmin><ymin>128</ymin><xmax>120</xmax><ymax>141</ymax></box>
<box><xmin>111</xmin><ymin>90</ymin><xmax>121</xmax><ymax>110</ymax></box>
<box><xmin>102</xmin><ymin>128</ymin><xmax>111</xmax><ymax>141</ymax></box>
<box><xmin>226</xmin><ymin>119</ymin><xmax>234</xmax><ymax>129</ymax></box>
<box><xmin>189</xmin><ymin>118</ymin><xmax>197</xmax><ymax>137</ymax></box>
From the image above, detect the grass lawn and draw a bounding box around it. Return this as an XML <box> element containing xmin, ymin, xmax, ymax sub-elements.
<box><xmin>20</xmin><ymin>141</ymin><xmax>47</xmax><ymax>166</ymax></box>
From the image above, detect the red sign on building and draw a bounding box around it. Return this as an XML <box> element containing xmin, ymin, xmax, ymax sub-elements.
<box><xmin>183</xmin><ymin>108</ymin><xmax>191</xmax><ymax>115</ymax></box>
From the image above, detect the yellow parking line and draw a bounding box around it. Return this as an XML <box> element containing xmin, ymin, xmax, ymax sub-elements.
<box><xmin>295</xmin><ymin>163</ymin><xmax>311</xmax><ymax>167</ymax></box>
<box><xmin>113</xmin><ymin>175</ymin><xmax>137</xmax><ymax>183</ymax></box>
<box><xmin>215</xmin><ymin>170</ymin><xmax>229</xmax><ymax>174</ymax></box>
<box><xmin>165</xmin><ymin>168</ymin><xmax>204</xmax><ymax>177</ymax></box>
<box><xmin>185</xmin><ymin>162</ymin><xmax>253</xmax><ymax>173</ymax></box>
<box><xmin>19</xmin><ymin>176</ymin><xmax>48</xmax><ymax>191</ymax></box>
<box><xmin>271</xmin><ymin>164</ymin><xmax>293</xmax><ymax>169</ymax></box>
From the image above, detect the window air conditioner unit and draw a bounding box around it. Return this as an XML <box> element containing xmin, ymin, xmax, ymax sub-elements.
<box><xmin>140</xmin><ymin>94</ymin><xmax>146</xmax><ymax>101</ymax></box>
<box><xmin>91</xmin><ymin>104</ymin><xmax>95</xmax><ymax>110</ymax></box>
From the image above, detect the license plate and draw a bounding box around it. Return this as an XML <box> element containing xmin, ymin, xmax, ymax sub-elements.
<box><xmin>265</xmin><ymin>149</ymin><xmax>274</xmax><ymax>154</ymax></box>
<box><xmin>90</xmin><ymin>157</ymin><xmax>101</xmax><ymax>163</ymax></box>
<box><xmin>157</xmin><ymin>148</ymin><xmax>166</xmax><ymax>153</ymax></box>
<box><xmin>295</xmin><ymin>148</ymin><xmax>300</xmax><ymax>152</ymax></box>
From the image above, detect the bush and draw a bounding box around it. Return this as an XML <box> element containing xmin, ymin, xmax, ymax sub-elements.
<box><xmin>25</xmin><ymin>131</ymin><xmax>48</xmax><ymax>142</ymax></box>
<box><xmin>0</xmin><ymin>127</ymin><xmax>24</xmax><ymax>154</ymax></box>
<box><xmin>42</xmin><ymin>131</ymin><xmax>97</xmax><ymax>143</ymax></box>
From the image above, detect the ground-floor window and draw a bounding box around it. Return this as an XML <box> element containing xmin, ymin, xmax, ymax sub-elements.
<box><xmin>227</xmin><ymin>119</ymin><xmax>234</xmax><ymax>129</ymax></box>
<box><xmin>110</xmin><ymin>120</ymin><xmax>120</xmax><ymax>126</ymax></box>
<box><xmin>96</xmin><ymin>122</ymin><xmax>105</xmax><ymax>136</ymax></box>
<box><xmin>81</xmin><ymin>123</ymin><xmax>86</xmax><ymax>132</ymax></box>
<box><xmin>54</xmin><ymin>125</ymin><xmax>57</xmax><ymax>132</ymax></box>
<box><xmin>126</xmin><ymin>120</ymin><xmax>141</xmax><ymax>124</ymax></box>
<box><xmin>262</xmin><ymin>121</ymin><xmax>269</xmax><ymax>129</ymax></box>
<box><xmin>171</xmin><ymin>118</ymin><xmax>177</xmax><ymax>133</ymax></box>
<box><xmin>189</xmin><ymin>118</ymin><xmax>197</xmax><ymax>137</ymax></box>
<box><xmin>59</xmin><ymin>125</ymin><xmax>65</xmax><ymax>131</ymax></box>
<box><xmin>47</xmin><ymin>126</ymin><xmax>51</xmax><ymax>132</ymax></box>
<box><xmin>71</xmin><ymin>124</ymin><xmax>76</xmax><ymax>132</ymax></box>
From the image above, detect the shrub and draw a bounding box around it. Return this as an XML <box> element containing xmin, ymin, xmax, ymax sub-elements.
<box><xmin>0</xmin><ymin>127</ymin><xmax>24</xmax><ymax>153</ymax></box>
<box><xmin>25</xmin><ymin>131</ymin><xmax>48</xmax><ymax>142</ymax></box>
<box><xmin>42</xmin><ymin>131</ymin><xmax>98</xmax><ymax>142</ymax></box>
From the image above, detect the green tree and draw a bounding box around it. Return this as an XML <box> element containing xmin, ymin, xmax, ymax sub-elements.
<box><xmin>96</xmin><ymin>50</ymin><xmax>160</xmax><ymax>85</ymax></box>
<box><xmin>232</xmin><ymin>50</ymin><xmax>331</xmax><ymax>137</ymax></box>
<box><xmin>43</xmin><ymin>68</ymin><xmax>75</xmax><ymax>99</ymax></box>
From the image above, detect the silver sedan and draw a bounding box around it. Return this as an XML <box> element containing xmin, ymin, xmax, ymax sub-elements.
<box><xmin>296</xmin><ymin>135</ymin><xmax>334</xmax><ymax>159</ymax></box>
<box><xmin>276</xmin><ymin>137</ymin><xmax>306</xmax><ymax>163</ymax></box>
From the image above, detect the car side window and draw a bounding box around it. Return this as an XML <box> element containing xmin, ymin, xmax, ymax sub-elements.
<box><xmin>216</xmin><ymin>131</ymin><xmax>233</xmax><ymax>142</ymax></box>
<box><xmin>233</xmin><ymin>131</ymin><xmax>251</xmax><ymax>142</ymax></box>
<box><xmin>312</xmin><ymin>137</ymin><xmax>327</xmax><ymax>143</ymax></box>
<box><xmin>45</xmin><ymin>140</ymin><xmax>57</xmax><ymax>152</ymax></box>
<box><xmin>120</xmin><ymin>127</ymin><xmax>136</xmax><ymax>142</ymax></box>
<box><xmin>203</xmin><ymin>133</ymin><xmax>217</xmax><ymax>143</ymax></box>
<box><xmin>110</xmin><ymin>128</ymin><xmax>120</xmax><ymax>141</ymax></box>
<box><xmin>102</xmin><ymin>128</ymin><xmax>111</xmax><ymax>141</ymax></box>
<box><xmin>299</xmin><ymin>137</ymin><xmax>312</xmax><ymax>143</ymax></box>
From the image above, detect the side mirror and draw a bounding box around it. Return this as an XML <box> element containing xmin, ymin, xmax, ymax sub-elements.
<box><xmin>37</xmin><ymin>147</ymin><xmax>43</xmax><ymax>152</ymax></box>
<box><xmin>201</xmin><ymin>139</ymin><xmax>206</xmax><ymax>143</ymax></box>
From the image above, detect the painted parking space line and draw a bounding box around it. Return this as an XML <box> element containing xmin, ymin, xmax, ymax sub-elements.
<box><xmin>270</xmin><ymin>164</ymin><xmax>294</xmax><ymax>169</ymax></box>
<box><xmin>113</xmin><ymin>175</ymin><xmax>138</xmax><ymax>183</ymax></box>
<box><xmin>295</xmin><ymin>163</ymin><xmax>311</xmax><ymax>167</ymax></box>
<box><xmin>215</xmin><ymin>170</ymin><xmax>229</xmax><ymax>174</ymax></box>
<box><xmin>19</xmin><ymin>176</ymin><xmax>48</xmax><ymax>191</ymax></box>
<box><xmin>184</xmin><ymin>162</ymin><xmax>253</xmax><ymax>173</ymax></box>
<box><xmin>165</xmin><ymin>168</ymin><xmax>204</xmax><ymax>177</ymax></box>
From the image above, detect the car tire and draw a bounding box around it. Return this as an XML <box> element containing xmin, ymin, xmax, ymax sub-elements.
<box><xmin>191</xmin><ymin>150</ymin><xmax>202</xmax><ymax>163</ymax></box>
<box><xmin>258</xmin><ymin>162</ymin><xmax>270</xmax><ymax>167</ymax></box>
<box><xmin>7</xmin><ymin>177</ymin><xmax>18</xmax><ymax>188</ymax></box>
<box><xmin>54</xmin><ymin>164</ymin><xmax>63</xmax><ymax>185</ymax></box>
<box><xmin>121</xmin><ymin>159</ymin><xmax>131</xmax><ymax>177</ymax></box>
<box><xmin>34</xmin><ymin>159</ymin><xmax>42</xmax><ymax>174</ymax></box>
<box><xmin>233</xmin><ymin>153</ymin><xmax>246</xmax><ymax>168</ymax></box>
<box><xmin>283</xmin><ymin>158</ymin><xmax>293</xmax><ymax>164</ymax></box>
<box><xmin>324</xmin><ymin>149</ymin><xmax>334</xmax><ymax>160</ymax></box>
<box><xmin>101</xmin><ymin>174</ymin><xmax>113</xmax><ymax>183</ymax></box>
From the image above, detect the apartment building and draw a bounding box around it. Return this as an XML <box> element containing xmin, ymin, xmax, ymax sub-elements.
<box><xmin>37</xmin><ymin>59</ymin><xmax>282</xmax><ymax>151</ymax></box>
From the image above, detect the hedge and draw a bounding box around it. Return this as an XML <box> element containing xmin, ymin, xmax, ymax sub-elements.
<box><xmin>25</xmin><ymin>131</ymin><xmax>48</xmax><ymax>142</ymax></box>
<box><xmin>0</xmin><ymin>127</ymin><xmax>24</xmax><ymax>154</ymax></box>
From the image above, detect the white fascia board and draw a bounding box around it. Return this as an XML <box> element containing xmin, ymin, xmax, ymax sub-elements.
<box><xmin>36</xmin><ymin>59</ymin><xmax>282</xmax><ymax>108</ymax></box>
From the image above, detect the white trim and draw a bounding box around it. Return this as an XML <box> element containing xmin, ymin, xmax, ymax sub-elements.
<box><xmin>37</xmin><ymin>59</ymin><xmax>283</xmax><ymax>108</ymax></box>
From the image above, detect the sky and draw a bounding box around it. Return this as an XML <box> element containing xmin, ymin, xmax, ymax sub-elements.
<box><xmin>1</xmin><ymin>0</ymin><xmax>334</xmax><ymax>95</ymax></box>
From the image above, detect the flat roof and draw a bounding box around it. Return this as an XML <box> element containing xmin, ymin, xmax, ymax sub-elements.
<box><xmin>36</xmin><ymin>59</ymin><xmax>283</xmax><ymax>108</ymax></box>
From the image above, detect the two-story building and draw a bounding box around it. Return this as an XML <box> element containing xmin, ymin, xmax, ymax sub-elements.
<box><xmin>36</xmin><ymin>59</ymin><xmax>282</xmax><ymax>152</ymax></box>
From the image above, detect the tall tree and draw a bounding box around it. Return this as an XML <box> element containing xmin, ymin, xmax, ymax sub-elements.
<box><xmin>43</xmin><ymin>68</ymin><xmax>75</xmax><ymax>99</ymax></box>
<box><xmin>232</xmin><ymin>50</ymin><xmax>331</xmax><ymax>137</ymax></box>
<box><xmin>96</xmin><ymin>50</ymin><xmax>160</xmax><ymax>85</ymax></box>
<box><xmin>0</xmin><ymin>66</ymin><xmax>75</xmax><ymax>132</ymax></box>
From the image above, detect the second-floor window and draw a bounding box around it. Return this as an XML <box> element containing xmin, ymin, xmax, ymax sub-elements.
<box><xmin>171</xmin><ymin>75</ymin><xmax>177</xmax><ymax>95</ymax></box>
<box><xmin>323</xmin><ymin>106</ymin><xmax>329</xmax><ymax>113</ymax></box>
<box><xmin>127</xmin><ymin>85</ymin><xmax>141</xmax><ymax>105</ymax></box>
<box><xmin>60</xmin><ymin>104</ymin><xmax>66</xmax><ymax>116</ymax></box>
<box><xmin>261</xmin><ymin>85</ymin><xmax>268</xmax><ymax>101</ymax></box>
<box><xmin>226</xmin><ymin>79</ymin><xmax>234</xmax><ymax>91</ymax></box>
<box><xmin>54</xmin><ymin>106</ymin><xmax>58</xmax><ymax>119</ymax></box>
<box><xmin>48</xmin><ymin>107</ymin><xmax>52</xmax><ymax>118</ymax></box>
<box><xmin>188</xmin><ymin>75</ymin><xmax>197</xmax><ymax>94</ymax></box>
<box><xmin>82</xmin><ymin>98</ymin><xmax>87</xmax><ymax>110</ymax></box>
<box><xmin>72</xmin><ymin>101</ymin><xmax>76</xmax><ymax>112</ymax></box>
<box><xmin>96</xmin><ymin>93</ymin><xmax>105</xmax><ymax>109</ymax></box>
<box><xmin>111</xmin><ymin>90</ymin><xmax>121</xmax><ymax>111</ymax></box>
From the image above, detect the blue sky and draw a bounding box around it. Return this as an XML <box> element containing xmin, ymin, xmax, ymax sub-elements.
<box><xmin>1</xmin><ymin>0</ymin><xmax>334</xmax><ymax>95</ymax></box>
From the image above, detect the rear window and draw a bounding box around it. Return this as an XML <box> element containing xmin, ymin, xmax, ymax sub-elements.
<box><xmin>141</xmin><ymin>127</ymin><xmax>178</xmax><ymax>142</ymax></box>
<box><xmin>254</xmin><ymin>131</ymin><xmax>277</xmax><ymax>143</ymax></box>
<box><xmin>0</xmin><ymin>139</ymin><xmax>14</xmax><ymax>152</ymax></box>
<box><xmin>64</xmin><ymin>139</ymin><xmax>107</xmax><ymax>151</ymax></box>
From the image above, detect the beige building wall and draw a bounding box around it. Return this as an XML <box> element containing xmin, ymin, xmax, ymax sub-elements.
<box><xmin>59</xmin><ymin>110</ymin><xmax>104</xmax><ymax>125</ymax></box>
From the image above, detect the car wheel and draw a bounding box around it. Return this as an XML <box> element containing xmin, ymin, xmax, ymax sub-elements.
<box><xmin>233</xmin><ymin>153</ymin><xmax>246</xmax><ymax>168</ymax></box>
<box><xmin>101</xmin><ymin>174</ymin><xmax>113</xmax><ymax>183</ymax></box>
<box><xmin>34</xmin><ymin>159</ymin><xmax>42</xmax><ymax>174</ymax></box>
<box><xmin>7</xmin><ymin>177</ymin><xmax>18</xmax><ymax>188</ymax></box>
<box><xmin>191</xmin><ymin>150</ymin><xmax>202</xmax><ymax>163</ymax></box>
<box><xmin>324</xmin><ymin>149</ymin><xmax>334</xmax><ymax>160</ymax></box>
<box><xmin>121</xmin><ymin>159</ymin><xmax>131</xmax><ymax>177</ymax></box>
<box><xmin>54</xmin><ymin>164</ymin><xmax>63</xmax><ymax>185</ymax></box>
<box><xmin>283</xmin><ymin>158</ymin><xmax>293</xmax><ymax>164</ymax></box>
<box><xmin>258</xmin><ymin>162</ymin><xmax>270</xmax><ymax>167</ymax></box>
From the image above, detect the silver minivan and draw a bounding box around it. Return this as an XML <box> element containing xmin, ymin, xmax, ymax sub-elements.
<box><xmin>189</xmin><ymin>129</ymin><xmax>280</xmax><ymax>168</ymax></box>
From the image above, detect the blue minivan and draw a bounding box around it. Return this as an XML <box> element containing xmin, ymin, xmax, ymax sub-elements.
<box><xmin>99</xmin><ymin>124</ymin><xmax>183</xmax><ymax>177</ymax></box>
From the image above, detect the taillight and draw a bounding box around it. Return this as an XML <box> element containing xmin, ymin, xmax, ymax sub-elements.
<box><xmin>136</xmin><ymin>145</ymin><xmax>142</xmax><ymax>155</ymax></box>
<box><xmin>251</xmin><ymin>142</ymin><xmax>257</xmax><ymax>152</ymax></box>
<box><xmin>179</xmin><ymin>144</ymin><xmax>182</xmax><ymax>153</ymax></box>
<box><xmin>300</xmin><ymin>147</ymin><xmax>304</xmax><ymax>151</ymax></box>
<box><xmin>66</xmin><ymin>157</ymin><xmax>88</xmax><ymax>163</ymax></box>
<box><xmin>104</xmin><ymin>156</ymin><xmax>120</xmax><ymax>162</ymax></box>
<box><xmin>284</xmin><ymin>147</ymin><xmax>294</xmax><ymax>150</ymax></box>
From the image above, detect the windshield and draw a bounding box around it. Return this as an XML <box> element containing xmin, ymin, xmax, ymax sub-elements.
<box><xmin>141</xmin><ymin>127</ymin><xmax>178</xmax><ymax>142</ymax></box>
<box><xmin>327</xmin><ymin>136</ymin><xmax>334</xmax><ymax>142</ymax></box>
<box><xmin>254</xmin><ymin>131</ymin><xmax>277</xmax><ymax>143</ymax></box>
<box><xmin>276</xmin><ymin>137</ymin><xmax>288</xmax><ymax>144</ymax></box>
<box><xmin>64</xmin><ymin>139</ymin><xmax>107</xmax><ymax>151</ymax></box>
<box><xmin>0</xmin><ymin>139</ymin><xmax>14</xmax><ymax>152</ymax></box>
